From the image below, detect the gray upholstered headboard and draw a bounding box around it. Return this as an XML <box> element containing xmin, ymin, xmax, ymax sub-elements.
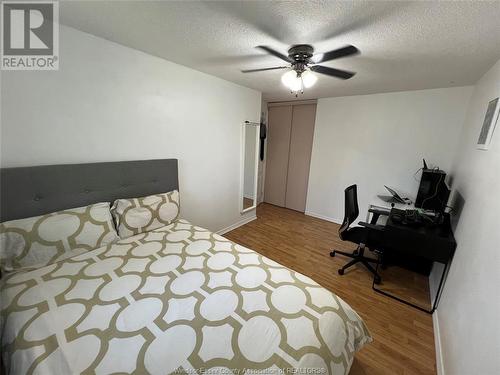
<box><xmin>0</xmin><ymin>159</ymin><xmax>178</xmax><ymax>222</ymax></box>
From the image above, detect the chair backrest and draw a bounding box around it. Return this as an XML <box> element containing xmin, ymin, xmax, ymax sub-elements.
<box><xmin>339</xmin><ymin>184</ymin><xmax>359</xmax><ymax>239</ymax></box>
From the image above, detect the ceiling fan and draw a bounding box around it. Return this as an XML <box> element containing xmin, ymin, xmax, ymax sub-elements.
<box><xmin>241</xmin><ymin>44</ymin><xmax>359</xmax><ymax>96</ymax></box>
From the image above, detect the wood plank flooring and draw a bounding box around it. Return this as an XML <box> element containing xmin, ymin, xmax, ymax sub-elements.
<box><xmin>224</xmin><ymin>203</ymin><xmax>436</xmax><ymax>375</ymax></box>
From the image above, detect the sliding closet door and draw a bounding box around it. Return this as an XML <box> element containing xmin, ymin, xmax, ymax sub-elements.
<box><xmin>264</xmin><ymin>105</ymin><xmax>292</xmax><ymax>206</ymax></box>
<box><xmin>285</xmin><ymin>104</ymin><xmax>317</xmax><ymax>212</ymax></box>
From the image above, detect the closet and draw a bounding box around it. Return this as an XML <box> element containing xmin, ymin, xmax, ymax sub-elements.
<box><xmin>264</xmin><ymin>102</ymin><xmax>317</xmax><ymax>212</ymax></box>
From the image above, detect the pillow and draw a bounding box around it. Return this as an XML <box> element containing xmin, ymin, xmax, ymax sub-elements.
<box><xmin>0</xmin><ymin>202</ymin><xmax>118</xmax><ymax>273</ymax></box>
<box><xmin>111</xmin><ymin>190</ymin><xmax>180</xmax><ymax>238</ymax></box>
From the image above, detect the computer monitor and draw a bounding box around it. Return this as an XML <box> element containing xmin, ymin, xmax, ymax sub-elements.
<box><xmin>415</xmin><ymin>168</ymin><xmax>450</xmax><ymax>212</ymax></box>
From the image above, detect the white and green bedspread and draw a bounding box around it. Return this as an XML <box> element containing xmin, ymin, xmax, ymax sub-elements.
<box><xmin>1</xmin><ymin>219</ymin><xmax>371</xmax><ymax>374</ymax></box>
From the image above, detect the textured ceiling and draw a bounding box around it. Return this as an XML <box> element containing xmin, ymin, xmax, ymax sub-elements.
<box><xmin>60</xmin><ymin>1</ymin><xmax>500</xmax><ymax>101</ymax></box>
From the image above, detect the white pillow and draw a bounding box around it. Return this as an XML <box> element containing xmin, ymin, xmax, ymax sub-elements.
<box><xmin>0</xmin><ymin>202</ymin><xmax>118</xmax><ymax>273</ymax></box>
<box><xmin>111</xmin><ymin>190</ymin><xmax>180</xmax><ymax>238</ymax></box>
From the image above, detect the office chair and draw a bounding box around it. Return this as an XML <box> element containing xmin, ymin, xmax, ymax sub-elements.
<box><xmin>330</xmin><ymin>184</ymin><xmax>385</xmax><ymax>283</ymax></box>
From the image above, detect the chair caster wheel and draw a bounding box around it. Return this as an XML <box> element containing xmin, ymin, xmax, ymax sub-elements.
<box><xmin>330</xmin><ymin>251</ymin><xmax>336</xmax><ymax>257</ymax></box>
<box><xmin>374</xmin><ymin>276</ymin><xmax>381</xmax><ymax>284</ymax></box>
<box><xmin>338</xmin><ymin>269</ymin><xmax>344</xmax><ymax>275</ymax></box>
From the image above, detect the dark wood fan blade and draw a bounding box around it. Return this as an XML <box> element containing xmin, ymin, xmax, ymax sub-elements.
<box><xmin>314</xmin><ymin>45</ymin><xmax>359</xmax><ymax>63</ymax></box>
<box><xmin>310</xmin><ymin>65</ymin><xmax>356</xmax><ymax>79</ymax></box>
<box><xmin>257</xmin><ymin>46</ymin><xmax>292</xmax><ymax>63</ymax></box>
<box><xmin>241</xmin><ymin>66</ymin><xmax>289</xmax><ymax>73</ymax></box>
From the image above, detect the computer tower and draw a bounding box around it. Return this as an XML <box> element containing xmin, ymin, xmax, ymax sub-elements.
<box><xmin>415</xmin><ymin>169</ymin><xmax>450</xmax><ymax>212</ymax></box>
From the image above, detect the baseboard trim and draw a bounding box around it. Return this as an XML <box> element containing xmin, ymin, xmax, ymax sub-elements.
<box><xmin>304</xmin><ymin>211</ymin><xmax>343</xmax><ymax>225</ymax></box>
<box><xmin>216</xmin><ymin>215</ymin><xmax>257</xmax><ymax>235</ymax></box>
<box><xmin>433</xmin><ymin>312</ymin><xmax>445</xmax><ymax>375</ymax></box>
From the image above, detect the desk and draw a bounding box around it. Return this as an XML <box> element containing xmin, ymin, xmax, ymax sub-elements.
<box><xmin>368</xmin><ymin>207</ymin><xmax>456</xmax><ymax>313</ymax></box>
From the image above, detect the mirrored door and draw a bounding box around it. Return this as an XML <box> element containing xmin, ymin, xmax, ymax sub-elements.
<box><xmin>241</xmin><ymin>122</ymin><xmax>259</xmax><ymax>213</ymax></box>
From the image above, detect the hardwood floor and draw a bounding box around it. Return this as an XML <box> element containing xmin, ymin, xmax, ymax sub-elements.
<box><xmin>224</xmin><ymin>203</ymin><xmax>436</xmax><ymax>375</ymax></box>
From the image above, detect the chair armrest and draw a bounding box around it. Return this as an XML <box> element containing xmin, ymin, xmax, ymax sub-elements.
<box><xmin>368</xmin><ymin>208</ymin><xmax>390</xmax><ymax>216</ymax></box>
<box><xmin>359</xmin><ymin>221</ymin><xmax>385</xmax><ymax>231</ymax></box>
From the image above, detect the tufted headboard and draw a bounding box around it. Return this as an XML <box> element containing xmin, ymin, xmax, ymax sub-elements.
<box><xmin>0</xmin><ymin>159</ymin><xmax>179</xmax><ymax>222</ymax></box>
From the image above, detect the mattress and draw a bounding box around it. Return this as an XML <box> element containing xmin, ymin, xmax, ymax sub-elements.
<box><xmin>1</xmin><ymin>219</ymin><xmax>371</xmax><ymax>374</ymax></box>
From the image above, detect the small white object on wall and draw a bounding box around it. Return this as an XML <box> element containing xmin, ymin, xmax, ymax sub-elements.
<box><xmin>477</xmin><ymin>97</ymin><xmax>500</xmax><ymax>150</ymax></box>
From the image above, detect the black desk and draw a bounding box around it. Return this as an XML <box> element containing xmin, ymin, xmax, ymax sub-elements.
<box><xmin>372</xmin><ymin>209</ymin><xmax>457</xmax><ymax>313</ymax></box>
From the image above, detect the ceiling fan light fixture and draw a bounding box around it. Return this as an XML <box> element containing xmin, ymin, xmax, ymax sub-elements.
<box><xmin>281</xmin><ymin>70</ymin><xmax>303</xmax><ymax>93</ymax></box>
<box><xmin>245</xmin><ymin>44</ymin><xmax>359</xmax><ymax>96</ymax></box>
<box><xmin>281</xmin><ymin>70</ymin><xmax>298</xmax><ymax>88</ymax></box>
<box><xmin>301</xmin><ymin>70</ymin><xmax>317</xmax><ymax>88</ymax></box>
<box><xmin>290</xmin><ymin>76</ymin><xmax>303</xmax><ymax>92</ymax></box>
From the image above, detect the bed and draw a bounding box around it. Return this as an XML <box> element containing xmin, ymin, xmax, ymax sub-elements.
<box><xmin>0</xmin><ymin>159</ymin><xmax>371</xmax><ymax>375</ymax></box>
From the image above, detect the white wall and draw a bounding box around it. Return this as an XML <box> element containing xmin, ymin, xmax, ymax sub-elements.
<box><xmin>0</xmin><ymin>25</ymin><xmax>261</xmax><ymax>232</ymax></box>
<box><xmin>436</xmin><ymin>59</ymin><xmax>500</xmax><ymax>375</ymax></box>
<box><xmin>305</xmin><ymin>87</ymin><xmax>472</xmax><ymax>223</ymax></box>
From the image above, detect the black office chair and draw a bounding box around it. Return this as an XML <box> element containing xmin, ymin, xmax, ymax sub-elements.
<box><xmin>330</xmin><ymin>184</ymin><xmax>385</xmax><ymax>283</ymax></box>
